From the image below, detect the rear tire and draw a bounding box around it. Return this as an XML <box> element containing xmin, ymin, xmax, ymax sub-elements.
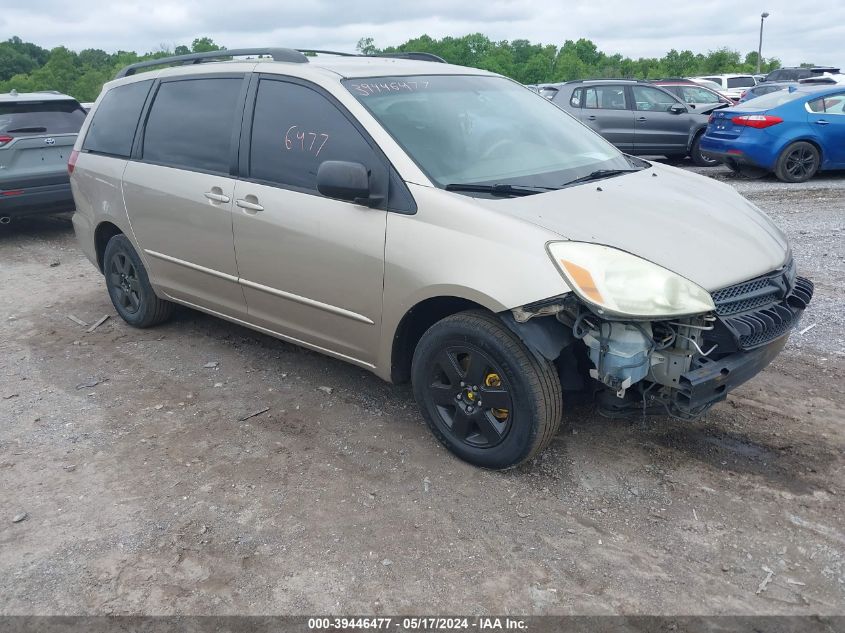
<box><xmin>690</xmin><ymin>134</ymin><xmax>718</xmax><ymax>167</ymax></box>
<box><xmin>411</xmin><ymin>310</ymin><xmax>562</xmax><ymax>469</ymax></box>
<box><xmin>103</xmin><ymin>234</ymin><xmax>174</xmax><ymax>328</ymax></box>
<box><xmin>774</xmin><ymin>141</ymin><xmax>820</xmax><ymax>183</ymax></box>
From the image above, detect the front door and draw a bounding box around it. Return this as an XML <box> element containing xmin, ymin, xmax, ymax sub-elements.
<box><xmin>631</xmin><ymin>85</ymin><xmax>691</xmax><ymax>154</ymax></box>
<box><xmin>122</xmin><ymin>75</ymin><xmax>248</xmax><ymax>317</ymax></box>
<box><xmin>231</xmin><ymin>77</ymin><xmax>389</xmax><ymax>366</ymax></box>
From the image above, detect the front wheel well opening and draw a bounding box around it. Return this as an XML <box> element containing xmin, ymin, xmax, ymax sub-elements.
<box><xmin>390</xmin><ymin>297</ymin><xmax>487</xmax><ymax>384</ymax></box>
<box><xmin>94</xmin><ymin>221</ymin><xmax>123</xmax><ymax>272</ymax></box>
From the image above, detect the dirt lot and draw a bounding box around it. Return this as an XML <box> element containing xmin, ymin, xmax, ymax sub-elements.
<box><xmin>1</xmin><ymin>165</ymin><xmax>843</xmax><ymax>615</ymax></box>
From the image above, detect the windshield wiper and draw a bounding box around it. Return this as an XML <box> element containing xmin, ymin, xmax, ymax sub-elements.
<box><xmin>6</xmin><ymin>127</ymin><xmax>48</xmax><ymax>134</ymax></box>
<box><xmin>561</xmin><ymin>169</ymin><xmax>639</xmax><ymax>188</ymax></box>
<box><xmin>445</xmin><ymin>183</ymin><xmax>556</xmax><ymax>197</ymax></box>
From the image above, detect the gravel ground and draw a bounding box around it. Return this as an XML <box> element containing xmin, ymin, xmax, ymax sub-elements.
<box><xmin>0</xmin><ymin>164</ymin><xmax>843</xmax><ymax>615</ymax></box>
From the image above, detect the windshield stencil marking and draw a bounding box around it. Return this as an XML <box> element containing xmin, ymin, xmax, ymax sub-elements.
<box><xmin>350</xmin><ymin>81</ymin><xmax>430</xmax><ymax>97</ymax></box>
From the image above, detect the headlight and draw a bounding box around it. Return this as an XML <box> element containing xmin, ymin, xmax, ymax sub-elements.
<box><xmin>547</xmin><ymin>242</ymin><xmax>715</xmax><ymax>318</ymax></box>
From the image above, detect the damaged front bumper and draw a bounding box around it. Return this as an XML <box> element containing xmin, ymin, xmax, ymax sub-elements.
<box><xmin>507</xmin><ymin>259</ymin><xmax>814</xmax><ymax>419</ymax></box>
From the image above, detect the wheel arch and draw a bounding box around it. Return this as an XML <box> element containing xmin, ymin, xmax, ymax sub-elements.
<box><xmin>388</xmin><ymin>296</ymin><xmax>491</xmax><ymax>384</ymax></box>
<box><xmin>94</xmin><ymin>221</ymin><xmax>124</xmax><ymax>273</ymax></box>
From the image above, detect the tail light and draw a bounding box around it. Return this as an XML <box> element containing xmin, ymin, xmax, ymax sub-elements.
<box><xmin>732</xmin><ymin>114</ymin><xmax>783</xmax><ymax>129</ymax></box>
<box><xmin>67</xmin><ymin>149</ymin><xmax>79</xmax><ymax>175</ymax></box>
<box><xmin>0</xmin><ymin>135</ymin><xmax>13</xmax><ymax>147</ymax></box>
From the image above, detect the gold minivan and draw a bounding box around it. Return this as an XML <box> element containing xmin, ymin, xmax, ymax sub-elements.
<box><xmin>70</xmin><ymin>48</ymin><xmax>813</xmax><ymax>469</ymax></box>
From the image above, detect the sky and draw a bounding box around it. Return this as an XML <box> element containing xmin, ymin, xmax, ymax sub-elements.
<box><xmin>3</xmin><ymin>0</ymin><xmax>844</xmax><ymax>66</ymax></box>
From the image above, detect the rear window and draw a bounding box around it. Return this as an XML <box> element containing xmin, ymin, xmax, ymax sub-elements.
<box><xmin>738</xmin><ymin>89</ymin><xmax>806</xmax><ymax>109</ymax></box>
<box><xmin>0</xmin><ymin>100</ymin><xmax>86</xmax><ymax>135</ymax></box>
<box><xmin>83</xmin><ymin>80</ymin><xmax>153</xmax><ymax>158</ymax></box>
<box><xmin>727</xmin><ymin>77</ymin><xmax>756</xmax><ymax>89</ymax></box>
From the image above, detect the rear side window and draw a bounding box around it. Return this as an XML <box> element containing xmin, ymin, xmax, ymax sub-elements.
<box><xmin>142</xmin><ymin>78</ymin><xmax>243</xmax><ymax>174</ymax></box>
<box><xmin>83</xmin><ymin>80</ymin><xmax>152</xmax><ymax>157</ymax></box>
<box><xmin>807</xmin><ymin>93</ymin><xmax>845</xmax><ymax>114</ymax></box>
<box><xmin>583</xmin><ymin>86</ymin><xmax>627</xmax><ymax>110</ymax></box>
<box><xmin>0</xmin><ymin>100</ymin><xmax>86</xmax><ymax>135</ymax></box>
<box><xmin>248</xmin><ymin>79</ymin><xmax>385</xmax><ymax>193</ymax></box>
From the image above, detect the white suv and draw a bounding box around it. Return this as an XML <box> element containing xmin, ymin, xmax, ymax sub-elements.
<box><xmin>691</xmin><ymin>74</ymin><xmax>758</xmax><ymax>101</ymax></box>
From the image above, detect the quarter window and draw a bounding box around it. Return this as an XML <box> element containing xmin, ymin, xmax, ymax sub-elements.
<box><xmin>142</xmin><ymin>78</ymin><xmax>243</xmax><ymax>173</ymax></box>
<box><xmin>83</xmin><ymin>80</ymin><xmax>152</xmax><ymax>157</ymax></box>
<box><xmin>583</xmin><ymin>86</ymin><xmax>627</xmax><ymax>110</ymax></box>
<box><xmin>249</xmin><ymin>79</ymin><xmax>384</xmax><ymax>193</ymax></box>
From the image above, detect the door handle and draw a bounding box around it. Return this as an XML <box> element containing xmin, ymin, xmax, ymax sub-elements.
<box><xmin>637</xmin><ymin>116</ymin><xmax>647</xmax><ymax>121</ymax></box>
<box><xmin>236</xmin><ymin>198</ymin><xmax>264</xmax><ymax>213</ymax></box>
<box><xmin>814</xmin><ymin>119</ymin><xmax>829</xmax><ymax>125</ymax></box>
<box><xmin>586</xmin><ymin>115</ymin><xmax>597</xmax><ymax>120</ymax></box>
<box><xmin>204</xmin><ymin>190</ymin><xmax>230</xmax><ymax>203</ymax></box>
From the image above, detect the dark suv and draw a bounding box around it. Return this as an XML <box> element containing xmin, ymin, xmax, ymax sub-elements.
<box><xmin>0</xmin><ymin>90</ymin><xmax>86</xmax><ymax>222</ymax></box>
<box><xmin>764</xmin><ymin>66</ymin><xmax>840</xmax><ymax>82</ymax></box>
<box><xmin>542</xmin><ymin>79</ymin><xmax>717</xmax><ymax>165</ymax></box>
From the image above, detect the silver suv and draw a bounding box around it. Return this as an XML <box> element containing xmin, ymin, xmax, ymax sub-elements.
<box><xmin>0</xmin><ymin>90</ymin><xmax>86</xmax><ymax>222</ymax></box>
<box><xmin>70</xmin><ymin>48</ymin><xmax>812</xmax><ymax>469</ymax></box>
<box><xmin>543</xmin><ymin>79</ymin><xmax>718</xmax><ymax>165</ymax></box>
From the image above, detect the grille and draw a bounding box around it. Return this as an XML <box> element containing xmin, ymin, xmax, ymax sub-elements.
<box><xmin>709</xmin><ymin>261</ymin><xmax>813</xmax><ymax>351</ymax></box>
<box><xmin>711</xmin><ymin>264</ymin><xmax>790</xmax><ymax>317</ymax></box>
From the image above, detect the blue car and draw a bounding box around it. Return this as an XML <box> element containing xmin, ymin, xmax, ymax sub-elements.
<box><xmin>700</xmin><ymin>85</ymin><xmax>845</xmax><ymax>182</ymax></box>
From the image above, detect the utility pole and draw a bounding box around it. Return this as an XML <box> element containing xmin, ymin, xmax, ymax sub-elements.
<box><xmin>757</xmin><ymin>12</ymin><xmax>770</xmax><ymax>75</ymax></box>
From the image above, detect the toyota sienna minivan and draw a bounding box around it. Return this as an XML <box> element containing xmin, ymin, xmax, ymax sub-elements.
<box><xmin>70</xmin><ymin>48</ymin><xmax>813</xmax><ymax>469</ymax></box>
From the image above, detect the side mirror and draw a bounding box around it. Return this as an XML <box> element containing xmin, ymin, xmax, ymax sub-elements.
<box><xmin>316</xmin><ymin>161</ymin><xmax>381</xmax><ymax>207</ymax></box>
<box><xmin>669</xmin><ymin>103</ymin><xmax>687</xmax><ymax>114</ymax></box>
<box><xmin>687</xmin><ymin>103</ymin><xmax>696</xmax><ymax>109</ymax></box>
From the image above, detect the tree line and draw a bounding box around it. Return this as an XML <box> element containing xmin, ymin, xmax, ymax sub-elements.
<box><xmin>1</xmin><ymin>33</ymin><xmax>790</xmax><ymax>102</ymax></box>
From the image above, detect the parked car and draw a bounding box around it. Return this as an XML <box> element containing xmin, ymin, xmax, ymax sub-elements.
<box><xmin>738</xmin><ymin>81</ymin><xmax>798</xmax><ymax>103</ymax></box>
<box><xmin>690</xmin><ymin>74</ymin><xmax>757</xmax><ymax>101</ymax></box>
<box><xmin>71</xmin><ymin>48</ymin><xmax>812</xmax><ymax>468</ymax></box>
<box><xmin>700</xmin><ymin>84</ymin><xmax>845</xmax><ymax>182</ymax></box>
<box><xmin>0</xmin><ymin>90</ymin><xmax>86</xmax><ymax>222</ymax></box>
<box><xmin>650</xmin><ymin>78</ymin><xmax>733</xmax><ymax>110</ymax></box>
<box><xmin>764</xmin><ymin>66</ymin><xmax>840</xmax><ymax>83</ymax></box>
<box><xmin>548</xmin><ymin>79</ymin><xmax>718</xmax><ymax>165</ymax></box>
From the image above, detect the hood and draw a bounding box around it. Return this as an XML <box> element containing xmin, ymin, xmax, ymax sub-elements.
<box><xmin>474</xmin><ymin>163</ymin><xmax>789</xmax><ymax>291</ymax></box>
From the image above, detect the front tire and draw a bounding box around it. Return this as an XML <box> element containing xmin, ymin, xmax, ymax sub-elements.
<box><xmin>690</xmin><ymin>134</ymin><xmax>718</xmax><ymax>167</ymax></box>
<box><xmin>411</xmin><ymin>310</ymin><xmax>562</xmax><ymax>469</ymax></box>
<box><xmin>775</xmin><ymin>141</ymin><xmax>820</xmax><ymax>183</ymax></box>
<box><xmin>103</xmin><ymin>234</ymin><xmax>174</xmax><ymax>328</ymax></box>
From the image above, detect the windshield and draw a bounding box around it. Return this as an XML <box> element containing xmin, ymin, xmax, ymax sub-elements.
<box><xmin>343</xmin><ymin>75</ymin><xmax>635</xmax><ymax>191</ymax></box>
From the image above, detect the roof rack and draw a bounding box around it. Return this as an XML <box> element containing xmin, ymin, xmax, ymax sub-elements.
<box><xmin>297</xmin><ymin>49</ymin><xmax>447</xmax><ymax>64</ymax></box>
<box><xmin>564</xmin><ymin>78</ymin><xmax>642</xmax><ymax>84</ymax></box>
<box><xmin>115</xmin><ymin>48</ymin><xmax>309</xmax><ymax>79</ymax></box>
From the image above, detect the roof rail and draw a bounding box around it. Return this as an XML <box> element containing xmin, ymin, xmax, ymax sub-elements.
<box><xmin>370</xmin><ymin>52</ymin><xmax>447</xmax><ymax>63</ymax></box>
<box><xmin>564</xmin><ymin>78</ymin><xmax>641</xmax><ymax>84</ymax></box>
<box><xmin>115</xmin><ymin>48</ymin><xmax>309</xmax><ymax>79</ymax></box>
<box><xmin>297</xmin><ymin>49</ymin><xmax>358</xmax><ymax>57</ymax></box>
<box><xmin>298</xmin><ymin>49</ymin><xmax>446</xmax><ymax>63</ymax></box>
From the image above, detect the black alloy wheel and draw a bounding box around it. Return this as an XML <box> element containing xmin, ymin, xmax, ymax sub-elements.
<box><xmin>411</xmin><ymin>310</ymin><xmax>562</xmax><ymax>469</ymax></box>
<box><xmin>775</xmin><ymin>141</ymin><xmax>820</xmax><ymax>183</ymax></box>
<box><xmin>103</xmin><ymin>234</ymin><xmax>174</xmax><ymax>328</ymax></box>
<box><xmin>108</xmin><ymin>251</ymin><xmax>142</xmax><ymax>315</ymax></box>
<box><xmin>426</xmin><ymin>344</ymin><xmax>514</xmax><ymax>449</ymax></box>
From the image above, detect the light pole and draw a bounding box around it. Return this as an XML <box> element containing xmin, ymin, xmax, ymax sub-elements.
<box><xmin>757</xmin><ymin>12</ymin><xmax>770</xmax><ymax>74</ymax></box>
